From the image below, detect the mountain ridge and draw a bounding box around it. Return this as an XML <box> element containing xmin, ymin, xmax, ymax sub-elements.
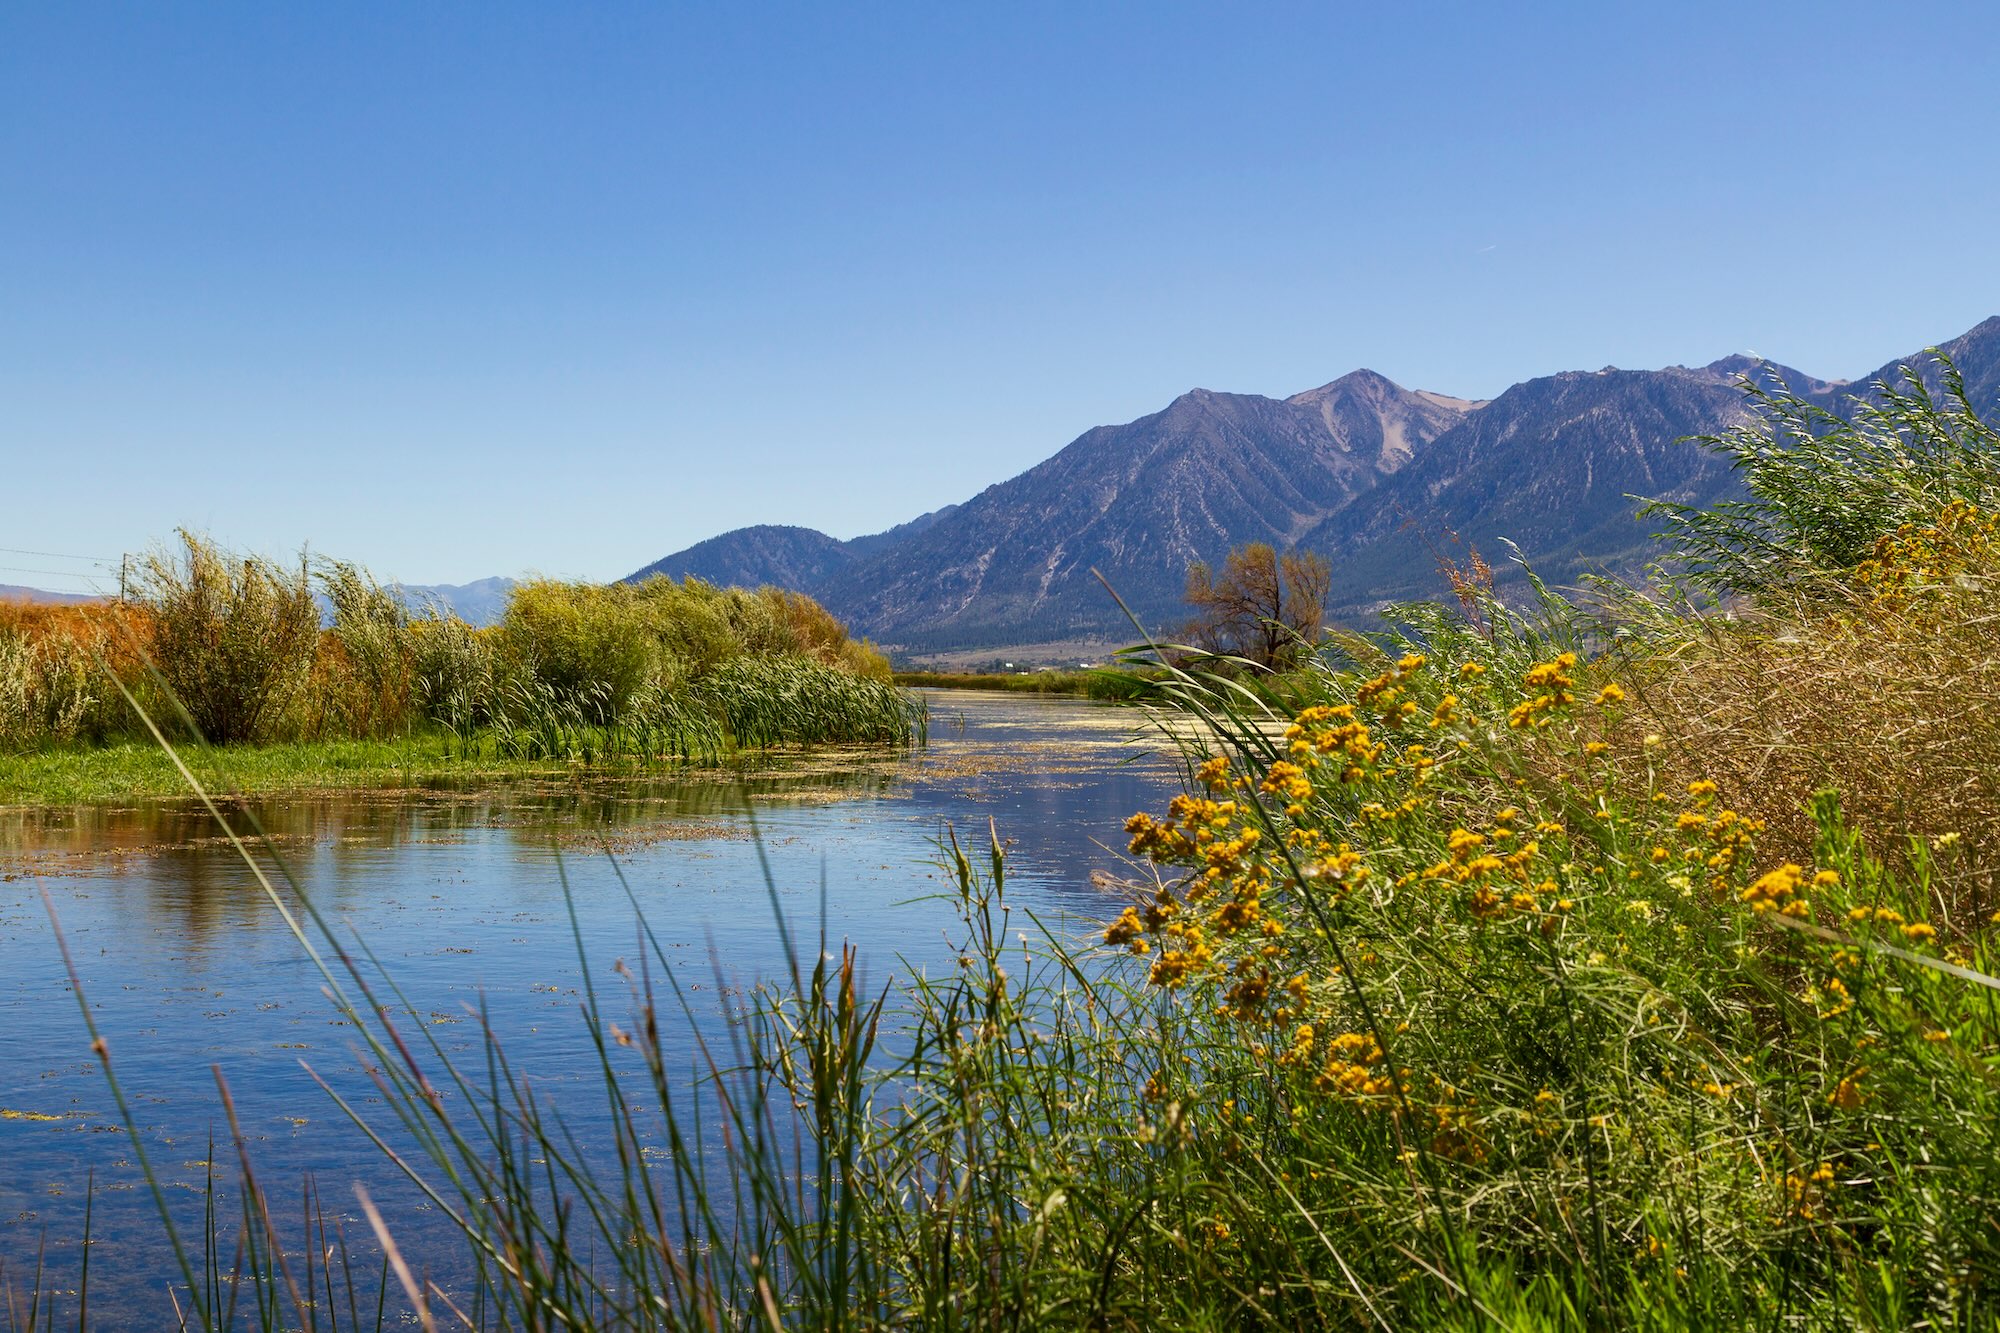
<box><xmin>628</xmin><ymin>318</ymin><xmax>2000</xmax><ymax>655</ymax></box>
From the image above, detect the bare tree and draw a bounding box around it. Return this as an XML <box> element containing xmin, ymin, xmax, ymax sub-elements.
<box><xmin>1182</xmin><ymin>542</ymin><xmax>1330</xmax><ymax>670</ymax></box>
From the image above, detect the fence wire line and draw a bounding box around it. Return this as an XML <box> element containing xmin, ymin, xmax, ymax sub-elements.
<box><xmin>0</xmin><ymin>545</ymin><xmax>117</xmax><ymax>563</ymax></box>
<box><xmin>0</xmin><ymin>565</ymin><xmax>113</xmax><ymax>589</ymax></box>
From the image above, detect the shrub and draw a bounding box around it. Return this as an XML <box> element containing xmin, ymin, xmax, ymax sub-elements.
<box><xmin>498</xmin><ymin>579</ymin><xmax>662</xmax><ymax>721</ymax></box>
<box><xmin>133</xmin><ymin>531</ymin><xmax>320</xmax><ymax>745</ymax></box>
<box><xmin>407</xmin><ymin>606</ymin><xmax>501</xmax><ymax>730</ymax></box>
<box><xmin>0</xmin><ymin>601</ymin><xmax>153</xmax><ymax>746</ymax></box>
<box><xmin>2</xmin><ymin>554</ymin><xmax>912</xmax><ymax>769</ymax></box>
<box><xmin>1646</xmin><ymin>351</ymin><xmax>2000</xmax><ymax>597</ymax></box>
<box><xmin>1604</xmin><ymin>353</ymin><xmax>2000</xmax><ymax>908</ymax></box>
<box><xmin>625</xmin><ymin>575</ymin><xmax>745</xmax><ymax>680</ymax></box>
<box><xmin>1077</xmin><ymin>613</ymin><xmax>2000</xmax><ymax>1325</ymax></box>
<box><xmin>1601</xmin><ymin>503</ymin><xmax>2000</xmax><ymax>919</ymax></box>
<box><xmin>309</xmin><ymin>558</ymin><xmax>417</xmax><ymax>738</ymax></box>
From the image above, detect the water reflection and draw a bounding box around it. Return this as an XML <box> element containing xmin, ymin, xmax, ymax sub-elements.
<box><xmin>0</xmin><ymin>691</ymin><xmax>1177</xmax><ymax>1327</ymax></box>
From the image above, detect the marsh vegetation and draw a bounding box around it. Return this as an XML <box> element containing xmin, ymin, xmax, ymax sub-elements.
<box><xmin>0</xmin><ymin>547</ymin><xmax>919</xmax><ymax>803</ymax></box>
<box><xmin>9</xmin><ymin>355</ymin><xmax>2000</xmax><ymax>1328</ymax></box>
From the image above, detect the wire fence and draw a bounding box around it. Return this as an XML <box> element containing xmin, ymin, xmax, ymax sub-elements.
<box><xmin>0</xmin><ymin>543</ymin><xmax>122</xmax><ymax>596</ymax></box>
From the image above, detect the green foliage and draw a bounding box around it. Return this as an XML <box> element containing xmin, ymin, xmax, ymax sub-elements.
<box><xmin>498</xmin><ymin>578</ymin><xmax>664</xmax><ymax>720</ymax></box>
<box><xmin>696</xmin><ymin>653</ymin><xmax>925</xmax><ymax>748</ymax></box>
<box><xmin>406</xmin><ymin>603</ymin><xmax>502</xmax><ymax>730</ymax></box>
<box><xmin>313</xmin><ymin>557</ymin><xmax>417</xmax><ymax>738</ymax></box>
<box><xmin>0</xmin><ymin>541</ymin><xmax>910</xmax><ymax>782</ymax></box>
<box><xmin>134</xmin><ymin>530</ymin><xmax>321</xmax><ymax>745</ymax></box>
<box><xmin>1645</xmin><ymin>351</ymin><xmax>2000</xmax><ymax>596</ymax></box>
<box><xmin>480</xmin><ymin>577</ymin><xmax>917</xmax><ymax>759</ymax></box>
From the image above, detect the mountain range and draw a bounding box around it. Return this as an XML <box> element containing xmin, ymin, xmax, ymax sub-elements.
<box><xmin>0</xmin><ymin>584</ymin><xmax>100</xmax><ymax>607</ymax></box>
<box><xmin>400</xmin><ymin>576</ymin><xmax>518</xmax><ymax>627</ymax></box>
<box><xmin>629</xmin><ymin>316</ymin><xmax>2000</xmax><ymax>657</ymax></box>
<box><xmin>13</xmin><ymin>321</ymin><xmax>1995</xmax><ymax>650</ymax></box>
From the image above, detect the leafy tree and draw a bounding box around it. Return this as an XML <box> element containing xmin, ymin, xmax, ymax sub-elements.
<box><xmin>1182</xmin><ymin>542</ymin><xmax>1330</xmax><ymax>670</ymax></box>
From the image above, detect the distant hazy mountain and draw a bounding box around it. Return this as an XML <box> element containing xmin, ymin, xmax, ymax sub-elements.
<box><xmin>403</xmin><ymin>576</ymin><xmax>516</xmax><ymax>627</ymax></box>
<box><xmin>0</xmin><ymin>584</ymin><xmax>101</xmax><ymax>606</ymax></box>
<box><xmin>625</xmin><ymin>317</ymin><xmax>2000</xmax><ymax>653</ymax></box>
<box><xmin>623</xmin><ymin>505</ymin><xmax>963</xmax><ymax>591</ymax></box>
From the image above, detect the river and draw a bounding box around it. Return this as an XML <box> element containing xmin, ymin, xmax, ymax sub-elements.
<box><xmin>0</xmin><ymin>689</ymin><xmax>1179</xmax><ymax>1327</ymax></box>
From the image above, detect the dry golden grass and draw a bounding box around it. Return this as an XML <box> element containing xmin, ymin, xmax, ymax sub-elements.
<box><xmin>1607</xmin><ymin>506</ymin><xmax>2000</xmax><ymax>927</ymax></box>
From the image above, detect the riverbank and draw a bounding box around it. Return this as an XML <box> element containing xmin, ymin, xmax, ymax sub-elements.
<box><xmin>0</xmin><ymin>733</ymin><xmax>624</xmax><ymax>805</ymax></box>
<box><xmin>892</xmin><ymin>667</ymin><xmax>1156</xmax><ymax>699</ymax></box>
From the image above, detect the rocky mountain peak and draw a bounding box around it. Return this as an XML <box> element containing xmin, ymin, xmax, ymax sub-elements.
<box><xmin>1287</xmin><ymin>368</ymin><xmax>1480</xmax><ymax>472</ymax></box>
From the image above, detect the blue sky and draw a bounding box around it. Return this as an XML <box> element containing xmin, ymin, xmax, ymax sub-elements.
<box><xmin>5</xmin><ymin>2</ymin><xmax>1998</xmax><ymax>590</ymax></box>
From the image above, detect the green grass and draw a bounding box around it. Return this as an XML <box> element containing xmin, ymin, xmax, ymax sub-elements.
<box><xmin>2</xmin><ymin>657</ymin><xmax>927</xmax><ymax>805</ymax></box>
<box><xmin>0</xmin><ymin>733</ymin><xmax>584</xmax><ymax>805</ymax></box>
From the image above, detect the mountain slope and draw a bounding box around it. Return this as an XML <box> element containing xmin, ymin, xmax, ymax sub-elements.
<box><xmin>626</xmin><ymin>525</ymin><xmax>857</xmax><ymax>591</ymax></box>
<box><xmin>1286</xmin><ymin>371</ymin><xmax>1483</xmax><ymax>473</ymax></box>
<box><xmin>1833</xmin><ymin>314</ymin><xmax>2000</xmax><ymax>415</ymax></box>
<box><xmin>814</xmin><ymin>373</ymin><xmax>1476</xmax><ymax>649</ymax></box>
<box><xmin>842</xmin><ymin>504</ymin><xmax>963</xmax><ymax>560</ymax></box>
<box><xmin>1303</xmin><ymin>357</ymin><xmax>1823</xmax><ymax>612</ymax></box>
<box><xmin>623</xmin><ymin>505</ymin><xmax>966</xmax><ymax>593</ymax></box>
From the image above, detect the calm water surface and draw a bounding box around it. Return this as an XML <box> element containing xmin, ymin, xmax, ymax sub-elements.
<box><xmin>0</xmin><ymin>690</ymin><xmax>1177</xmax><ymax>1325</ymax></box>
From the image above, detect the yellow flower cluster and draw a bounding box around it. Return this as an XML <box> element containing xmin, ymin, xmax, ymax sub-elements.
<box><xmin>1426</xmin><ymin>1083</ymin><xmax>1490</xmax><ymax>1163</ymax></box>
<box><xmin>1282</xmin><ymin>704</ymin><xmax>1386</xmax><ymax>784</ymax></box>
<box><xmin>1101</xmin><ymin>638</ymin><xmax>1927</xmax><ymax>1183</ymax></box>
<box><xmin>1843</xmin><ymin>903</ymin><xmax>1938</xmax><ymax>945</ymax></box>
<box><xmin>1312</xmin><ymin>1031</ymin><xmax>1395</xmax><ymax>1104</ymax></box>
<box><xmin>1508</xmin><ymin>652</ymin><xmax>1577</xmax><ymax>729</ymax></box>
<box><xmin>1740</xmin><ymin>863</ymin><xmax>1810</xmax><ymax>918</ymax></box>
<box><xmin>1103</xmin><ymin>905</ymin><xmax>1148</xmax><ymax>952</ymax></box>
<box><xmin>1855</xmin><ymin>499</ymin><xmax>1999</xmax><ymax>608</ymax></box>
<box><xmin>1416</xmin><ymin>812</ymin><xmax>1556</xmax><ymax>922</ymax></box>
<box><xmin>1669</xmin><ymin>779</ymin><xmax>1765</xmax><ymax>884</ymax></box>
<box><xmin>1259</xmin><ymin>760</ymin><xmax>1313</xmax><ymax>804</ymax></box>
<box><xmin>1353</xmin><ymin>653</ymin><xmax>1428</xmax><ymax>726</ymax></box>
<box><xmin>1772</xmin><ymin>1159</ymin><xmax>1839</xmax><ymax>1221</ymax></box>
<box><xmin>1147</xmin><ymin>923</ymin><xmax>1214</xmax><ymax>989</ymax></box>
